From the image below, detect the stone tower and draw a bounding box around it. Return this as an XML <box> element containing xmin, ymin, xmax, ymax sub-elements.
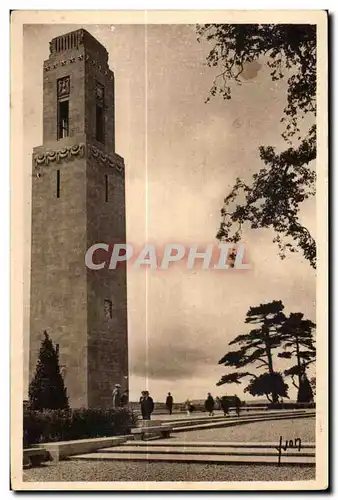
<box><xmin>29</xmin><ymin>29</ymin><xmax>128</xmax><ymax>408</ymax></box>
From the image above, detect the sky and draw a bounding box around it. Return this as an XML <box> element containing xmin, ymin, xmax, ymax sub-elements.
<box><xmin>22</xmin><ymin>23</ymin><xmax>316</xmax><ymax>403</ymax></box>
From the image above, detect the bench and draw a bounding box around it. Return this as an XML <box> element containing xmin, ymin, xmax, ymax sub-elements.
<box><xmin>31</xmin><ymin>435</ymin><xmax>129</xmax><ymax>461</ymax></box>
<box><xmin>23</xmin><ymin>447</ymin><xmax>50</xmax><ymax>468</ymax></box>
<box><xmin>131</xmin><ymin>425</ymin><xmax>173</xmax><ymax>441</ymax></box>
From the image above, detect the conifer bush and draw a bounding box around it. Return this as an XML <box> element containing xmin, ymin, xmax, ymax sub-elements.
<box><xmin>25</xmin><ymin>331</ymin><xmax>136</xmax><ymax>447</ymax></box>
<box><xmin>28</xmin><ymin>331</ymin><xmax>69</xmax><ymax>411</ymax></box>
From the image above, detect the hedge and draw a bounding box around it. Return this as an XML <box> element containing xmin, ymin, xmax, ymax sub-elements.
<box><xmin>23</xmin><ymin>407</ymin><xmax>137</xmax><ymax>448</ymax></box>
<box><xmin>267</xmin><ymin>402</ymin><xmax>315</xmax><ymax>410</ymax></box>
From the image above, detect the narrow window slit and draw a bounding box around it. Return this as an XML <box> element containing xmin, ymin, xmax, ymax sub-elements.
<box><xmin>57</xmin><ymin>169</ymin><xmax>60</xmax><ymax>198</ymax></box>
<box><xmin>57</xmin><ymin>100</ymin><xmax>69</xmax><ymax>139</ymax></box>
<box><xmin>96</xmin><ymin>104</ymin><xmax>104</xmax><ymax>143</ymax></box>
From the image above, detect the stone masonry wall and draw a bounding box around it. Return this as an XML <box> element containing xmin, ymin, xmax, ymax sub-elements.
<box><xmin>29</xmin><ymin>29</ymin><xmax>128</xmax><ymax>409</ymax></box>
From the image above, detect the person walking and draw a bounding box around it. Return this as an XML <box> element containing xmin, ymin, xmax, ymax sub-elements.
<box><xmin>166</xmin><ymin>392</ymin><xmax>173</xmax><ymax>415</ymax></box>
<box><xmin>221</xmin><ymin>396</ymin><xmax>230</xmax><ymax>416</ymax></box>
<box><xmin>140</xmin><ymin>390</ymin><xmax>154</xmax><ymax>420</ymax></box>
<box><xmin>112</xmin><ymin>384</ymin><xmax>122</xmax><ymax>409</ymax></box>
<box><xmin>205</xmin><ymin>393</ymin><xmax>215</xmax><ymax>416</ymax></box>
<box><xmin>234</xmin><ymin>394</ymin><xmax>241</xmax><ymax>417</ymax></box>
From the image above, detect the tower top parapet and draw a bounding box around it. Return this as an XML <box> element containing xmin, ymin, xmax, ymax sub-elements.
<box><xmin>49</xmin><ymin>28</ymin><xmax>108</xmax><ymax>64</ymax></box>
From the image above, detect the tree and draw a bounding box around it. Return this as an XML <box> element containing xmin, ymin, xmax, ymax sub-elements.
<box><xmin>29</xmin><ymin>331</ymin><xmax>69</xmax><ymax>411</ymax></box>
<box><xmin>196</xmin><ymin>24</ymin><xmax>316</xmax><ymax>267</ymax></box>
<box><xmin>217</xmin><ymin>300</ymin><xmax>287</xmax><ymax>403</ymax></box>
<box><xmin>278</xmin><ymin>312</ymin><xmax>316</xmax><ymax>402</ymax></box>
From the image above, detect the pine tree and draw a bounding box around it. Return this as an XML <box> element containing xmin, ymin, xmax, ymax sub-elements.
<box><xmin>277</xmin><ymin>312</ymin><xmax>316</xmax><ymax>402</ymax></box>
<box><xmin>217</xmin><ymin>300</ymin><xmax>288</xmax><ymax>403</ymax></box>
<box><xmin>29</xmin><ymin>331</ymin><xmax>69</xmax><ymax>410</ymax></box>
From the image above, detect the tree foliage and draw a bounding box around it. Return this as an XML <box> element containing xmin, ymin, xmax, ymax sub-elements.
<box><xmin>217</xmin><ymin>300</ymin><xmax>316</xmax><ymax>403</ymax></box>
<box><xmin>244</xmin><ymin>372</ymin><xmax>289</xmax><ymax>402</ymax></box>
<box><xmin>309</xmin><ymin>375</ymin><xmax>316</xmax><ymax>396</ymax></box>
<box><xmin>29</xmin><ymin>331</ymin><xmax>69</xmax><ymax>411</ymax></box>
<box><xmin>196</xmin><ymin>24</ymin><xmax>316</xmax><ymax>267</ymax></box>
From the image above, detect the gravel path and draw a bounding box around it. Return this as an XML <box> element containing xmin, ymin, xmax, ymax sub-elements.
<box><xmin>174</xmin><ymin>417</ymin><xmax>315</xmax><ymax>443</ymax></box>
<box><xmin>24</xmin><ymin>461</ymin><xmax>315</xmax><ymax>483</ymax></box>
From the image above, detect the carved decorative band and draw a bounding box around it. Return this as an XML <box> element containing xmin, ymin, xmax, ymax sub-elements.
<box><xmin>33</xmin><ymin>143</ymin><xmax>85</xmax><ymax>167</ymax></box>
<box><xmin>33</xmin><ymin>143</ymin><xmax>124</xmax><ymax>175</ymax></box>
<box><xmin>44</xmin><ymin>54</ymin><xmax>112</xmax><ymax>79</ymax></box>
<box><xmin>89</xmin><ymin>145</ymin><xmax>124</xmax><ymax>174</ymax></box>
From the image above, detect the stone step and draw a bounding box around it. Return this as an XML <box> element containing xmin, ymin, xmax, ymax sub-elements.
<box><xmin>173</xmin><ymin>414</ymin><xmax>315</xmax><ymax>433</ymax></box>
<box><xmin>172</xmin><ymin>412</ymin><xmax>315</xmax><ymax>433</ymax></box>
<box><xmin>128</xmin><ymin>440</ymin><xmax>316</xmax><ymax>449</ymax></box>
<box><xmin>167</xmin><ymin>410</ymin><xmax>309</xmax><ymax>428</ymax></box>
<box><xmin>72</xmin><ymin>451</ymin><xmax>315</xmax><ymax>466</ymax></box>
<box><xmin>143</xmin><ymin>409</ymin><xmax>308</xmax><ymax>421</ymax></box>
<box><xmin>99</xmin><ymin>445</ymin><xmax>315</xmax><ymax>457</ymax></box>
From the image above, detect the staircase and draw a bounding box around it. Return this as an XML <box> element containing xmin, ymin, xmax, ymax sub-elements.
<box><xmin>72</xmin><ymin>439</ymin><xmax>315</xmax><ymax>466</ymax></box>
<box><xmin>157</xmin><ymin>409</ymin><xmax>315</xmax><ymax>433</ymax></box>
<box><xmin>69</xmin><ymin>410</ymin><xmax>315</xmax><ymax>466</ymax></box>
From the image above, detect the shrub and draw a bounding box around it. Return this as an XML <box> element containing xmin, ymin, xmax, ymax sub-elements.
<box><xmin>244</xmin><ymin>372</ymin><xmax>289</xmax><ymax>403</ymax></box>
<box><xmin>23</xmin><ymin>407</ymin><xmax>137</xmax><ymax>448</ymax></box>
<box><xmin>29</xmin><ymin>331</ymin><xmax>69</xmax><ymax>411</ymax></box>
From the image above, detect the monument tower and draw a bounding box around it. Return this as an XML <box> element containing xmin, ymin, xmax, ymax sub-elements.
<box><xmin>29</xmin><ymin>29</ymin><xmax>128</xmax><ymax>408</ymax></box>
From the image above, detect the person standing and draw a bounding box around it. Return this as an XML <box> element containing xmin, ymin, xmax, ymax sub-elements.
<box><xmin>166</xmin><ymin>392</ymin><xmax>173</xmax><ymax>415</ymax></box>
<box><xmin>120</xmin><ymin>389</ymin><xmax>129</xmax><ymax>407</ymax></box>
<box><xmin>140</xmin><ymin>390</ymin><xmax>154</xmax><ymax>420</ymax></box>
<box><xmin>112</xmin><ymin>384</ymin><xmax>122</xmax><ymax>409</ymax></box>
<box><xmin>205</xmin><ymin>393</ymin><xmax>215</xmax><ymax>416</ymax></box>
